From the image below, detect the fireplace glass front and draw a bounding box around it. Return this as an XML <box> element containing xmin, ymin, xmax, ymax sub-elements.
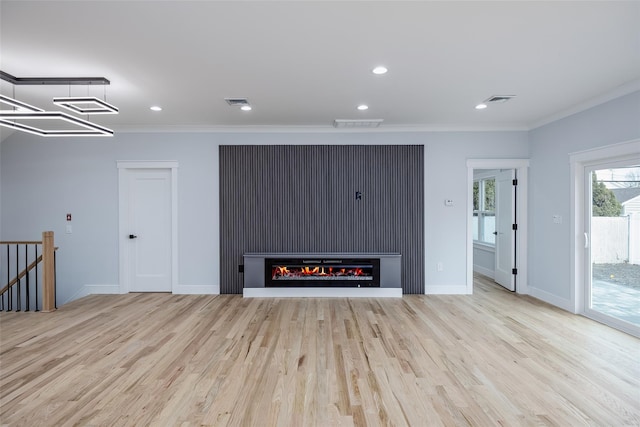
<box><xmin>265</xmin><ymin>258</ymin><xmax>380</xmax><ymax>288</ymax></box>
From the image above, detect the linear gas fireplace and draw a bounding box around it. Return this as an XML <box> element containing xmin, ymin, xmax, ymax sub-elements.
<box><xmin>266</xmin><ymin>258</ymin><xmax>380</xmax><ymax>288</ymax></box>
<box><xmin>243</xmin><ymin>253</ymin><xmax>401</xmax><ymax>297</ymax></box>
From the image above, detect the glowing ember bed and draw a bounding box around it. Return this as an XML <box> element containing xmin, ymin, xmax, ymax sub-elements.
<box><xmin>243</xmin><ymin>253</ymin><xmax>402</xmax><ymax>297</ymax></box>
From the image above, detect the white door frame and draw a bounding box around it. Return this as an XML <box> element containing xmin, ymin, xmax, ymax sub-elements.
<box><xmin>117</xmin><ymin>161</ymin><xmax>179</xmax><ymax>294</ymax></box>
<box><xmin>569</xmin><ymin>139</ymin><xmax>639</xmax><ymax>336</ymax></box>
<box><xmin>466</xmin><ymin>159</ymin><xmax>529</xmax><ymax>294</ymax></box>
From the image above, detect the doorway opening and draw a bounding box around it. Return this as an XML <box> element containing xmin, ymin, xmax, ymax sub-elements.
<box><xmin>467</xmin><ymin>159</ymin><xmax>529</xmax><ymax>294</ymax></box>
<box><xmin>472</xmin><ymin>169</ymin><xmax>516</xmax><ymax>291</ymax></box>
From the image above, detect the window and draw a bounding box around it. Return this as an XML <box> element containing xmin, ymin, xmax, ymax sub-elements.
<box><xmin>473</xmin><ymin>177</ymin><xmax>495</xmax><ymax>245</ymax></box>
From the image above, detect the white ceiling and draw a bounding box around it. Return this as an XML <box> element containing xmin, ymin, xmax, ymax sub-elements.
<box><xmin>1</xmin><ymin>0</ymin><xmax>639</xmax><ymax>137</ymax></box>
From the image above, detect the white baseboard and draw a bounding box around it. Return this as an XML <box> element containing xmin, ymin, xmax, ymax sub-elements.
<box><xmin>65</xmin><ymin>284</ymin><xmax>220</xmax><ymax>303</ymax></box>
<box><xmin>527</xmin><ymin>286</ymin><xmax>574</xmax><ymax>312</ymax></box>
<box><xmin>65</xmin><ymin>284</ymin><xmax>120</xmax><ymax>304</ymax></box>
<box><xmin>424</xmin><ymin>285</ymin><xmax>470</xmax><ymax>295</ymax></box>
<box><xmin>243</xmin><ymin>287</ymin><xmax>402</xmax><ymax>298</ymax></box>
<box><xmin>173</xmin><ymin>284</ymin><xmax>219</xmax><ymax>295</ymax></box>
<box><xmin>473</xmin><ymin>265</ymin><xmax>495</xmax><ymax>279</ymax></box>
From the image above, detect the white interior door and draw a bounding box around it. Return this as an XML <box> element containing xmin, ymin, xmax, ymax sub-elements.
<box><xmin>123</xmin><ymin>168</ymin><xmax>173</xmax><ymax>292</ymax></box>
<box><xmin>494</xmin><ymin>169</ymin><xmax>516</xmax><ymax>291</ymax></box>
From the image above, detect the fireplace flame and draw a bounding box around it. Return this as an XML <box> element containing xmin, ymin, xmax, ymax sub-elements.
<box><xmin>302</xmin><ymin>266</ymin><xmax>320</xmax><ymax>275</ymax></box>
<box><xmin>271</xmin><ymin>264</ymin><xmax>371</xmax><ymax>280</ymax></box>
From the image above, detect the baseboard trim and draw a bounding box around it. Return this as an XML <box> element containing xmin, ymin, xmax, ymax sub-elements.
<box><xmin>473</xmin><ymin>265</ymin><xmax>495</xmax><ymax>279</ymax></box>
<box><xmin>173</xmin><ymin>285</ymin><xmax>219</xmax><ymax>295</ymax></box>
<box><xmin>243</xmin><ymin>288</ymin><xmax>402</xmax><ymax>298</ymax></box>
<box><xmin>527</xmin><ymin>286</ymin><xmax>574</xmax><ymax>312</ymax></box>
<box><xmin>424</xmin><ymin>285</ymin><xmax>470</xmax><ymax>295</ymax></box>
<box><xmin>65</xmin><ymin>284</ymin><xmax>120</xmax><ymax>304</ymax></box>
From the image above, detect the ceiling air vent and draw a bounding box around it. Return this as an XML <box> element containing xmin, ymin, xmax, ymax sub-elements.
<box><xmin>333</xmin><ymin>119</ymin><xmax>384</xmax><ymax>128</ymax></box>
<box><xmin>224</xmin><ymin>98</ymin><xmax>250</xmax><ymax>106</ymax></box>
<box><xmin>485</xmin><ymin>95</ymin><xmax>516</xmax><ymax>104</ymax></box>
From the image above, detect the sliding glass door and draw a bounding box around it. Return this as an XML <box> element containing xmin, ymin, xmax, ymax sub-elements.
<box><xmin>585</xmin><ymin>160</ymin><xmax>640</xmax><ymax>335</ymax></box>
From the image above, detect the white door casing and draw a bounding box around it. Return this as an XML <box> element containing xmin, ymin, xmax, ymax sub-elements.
<box><xmin>494</xmin><ymin>169</ymin><xmax>516</xmax><ymax>291</ymax></box>
<box><xmin>118</xmin><ymin>161</ymin><xmax>178</xmax><ymax>293</ymax></box>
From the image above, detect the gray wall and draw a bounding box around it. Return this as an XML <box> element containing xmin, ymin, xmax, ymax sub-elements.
<box><xmin>473</xmin><ymin>246</ymin><xmax>495</xmax><ymax>278</ymax></box>
<box><xmin>0</xmin><ymin>133</ymin><xmax>219</xmax><ymax>303</ymax></box>
<box><xmin>528</xmin><ymin>90</ymin><xmax>640</xmax><ymax>306</ymax></box>
<box><xmin>1</xmin><ymin>129</ymin><xmax>528</xmax><ymax>303</ymax></box>
<box><xmin>220</xmin><ymin>145</ymin><xmax>424</xmax><ymax>294</ymax></box>
<box><xmin>3</xmin><ymin>90</ymin><xmax>637</xmax><ymax>307</ymax></box>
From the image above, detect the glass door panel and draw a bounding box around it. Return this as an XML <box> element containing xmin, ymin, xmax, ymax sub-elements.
<box><xmin>587</xmin><ymin>164</ymin><xmax>640</xmax><ymax>333</ymax></box>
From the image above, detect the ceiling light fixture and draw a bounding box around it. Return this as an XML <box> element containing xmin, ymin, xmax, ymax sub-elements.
<box><xmin>0</xmin><ymin>70</ymin><xmax>117</xmax><ymax>137</ymax></box>
<box><xmin>0</xmin><ymin>109</ymin><xmax>114</xmax><ymax>136</ymax></box>
<box><xmin>240</xmin><ymin>105</ymin><xmax>252</xmax><ymax>111</ymax></box>
<box><xmin>357</xmin><ymin>104</ymin><xmax>369</xmax><ymax>111</ymax></box>
<box><xmin>53</xmin><ymin>97</ymin><xmax>118</xmax><ymax>114</ymax></box>
<box><xmin>0</xmin><ymin>94</ymin><xmax>43</xmax><ymax>112</ymax></box>
<box><xmin>150</xmin><ymin>106</ymin><xmax>162</xmax><ymax>111</ymax></box>
<box><xmin>372</xmin><ymin>66</ymin><xmax>388</xmax><ymax>75</ymax></box>
<box><xmin>475</xmin><ymin>103</ymin><xmax>487</xmax><ymax>110</ymax></box>
<box><xmin>0</xmin><ymin>70</ymin><xmax>110</xmax><ymax>86</ymax></box>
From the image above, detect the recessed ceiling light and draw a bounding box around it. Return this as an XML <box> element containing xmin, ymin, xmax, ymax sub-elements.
<box><xmin>372</xmin><ymin>66</ymin><xmax>388</xmax><ymax>75</ymax></box>
<box><xmin>475</xmin><ymin>103</ymin><xmax>487</xmax><ymax>110</ymax></box>
<box><xmin>240</xmin><ymin>105</ymin><xmax>252</xmax><ymax>111</ymax></box>
<box><xmin>150</xmin><ymin>106</ymin><xmax>162</xmax><ymax>111</ymax></box>
<box><xmin>357</xmin><ymin>104</ymin><xmax>369</xmax><ymax>111</ymax></box>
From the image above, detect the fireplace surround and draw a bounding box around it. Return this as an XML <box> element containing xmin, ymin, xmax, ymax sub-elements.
<box><xmin>243</xmin><ymin>253</ymin><xmax>401</xmax><ymax>297</ymax></box>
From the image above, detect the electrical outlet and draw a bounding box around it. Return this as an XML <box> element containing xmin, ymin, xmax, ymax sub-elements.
<box><xmin>437</xmin><ymin>262</ymin><xmax>443</xmax><ymax>272</ymax></box>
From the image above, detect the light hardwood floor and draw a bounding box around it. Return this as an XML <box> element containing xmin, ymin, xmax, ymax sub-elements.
<box><xmin>1</xmin><ymin>276</ymin><xmax>639</xmax><ymax>426</ymax></box>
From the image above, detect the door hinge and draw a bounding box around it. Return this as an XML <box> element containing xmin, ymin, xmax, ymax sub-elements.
<box><xmin>512</xmin><ymin>268</ymin><xmax>518</xmax><ymax>275</ymax></box>
<box><xmin>512</xmin><ymin>224</ymin><xmax>518</xmax><ymax>230</ymax></box>
<box><xmin>512</xmin><ymin>179</ymin><xmax>518</xmax><ymax>186</ymax></box>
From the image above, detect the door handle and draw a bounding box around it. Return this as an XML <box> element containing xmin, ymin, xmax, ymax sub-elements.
<box><xmin>129</xmin><ymin>234</ymin><xmax>138</xmax><ymax>239</ymax></box>
<box><xmin>584</xmin><ymin>232</ymin><xmax>588</xmax><ymax>249</ymax></box>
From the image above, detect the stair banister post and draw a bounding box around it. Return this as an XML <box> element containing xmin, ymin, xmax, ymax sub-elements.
<box><xmin>42</xmin><ymin>231</ymin><xmax>56</xmax><ymax>312</ymax></box>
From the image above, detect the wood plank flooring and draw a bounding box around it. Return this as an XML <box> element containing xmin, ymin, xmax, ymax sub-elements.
<box><xmin>1</xmin><ymin>276</ymin><xmax>639</xmax><ymax>426</ymax></box>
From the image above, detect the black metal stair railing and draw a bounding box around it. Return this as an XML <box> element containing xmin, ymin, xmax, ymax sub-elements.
<box><xmin>0</xmin><ymin>234</ymin><xmax>57</xmax><ymax>312</ymax></box>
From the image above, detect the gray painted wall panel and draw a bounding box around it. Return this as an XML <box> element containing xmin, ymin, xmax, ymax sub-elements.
<box><xmin>220</xmin><ymin>145</ymin><xmax>424</xmax><ymax>294</ymax></box>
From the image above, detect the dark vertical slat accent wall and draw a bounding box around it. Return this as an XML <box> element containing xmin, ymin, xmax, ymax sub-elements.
<box><xmin>220</xmin><ymin>145</ymin><xmax>424</xmax><ymax>294</ymax></box>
